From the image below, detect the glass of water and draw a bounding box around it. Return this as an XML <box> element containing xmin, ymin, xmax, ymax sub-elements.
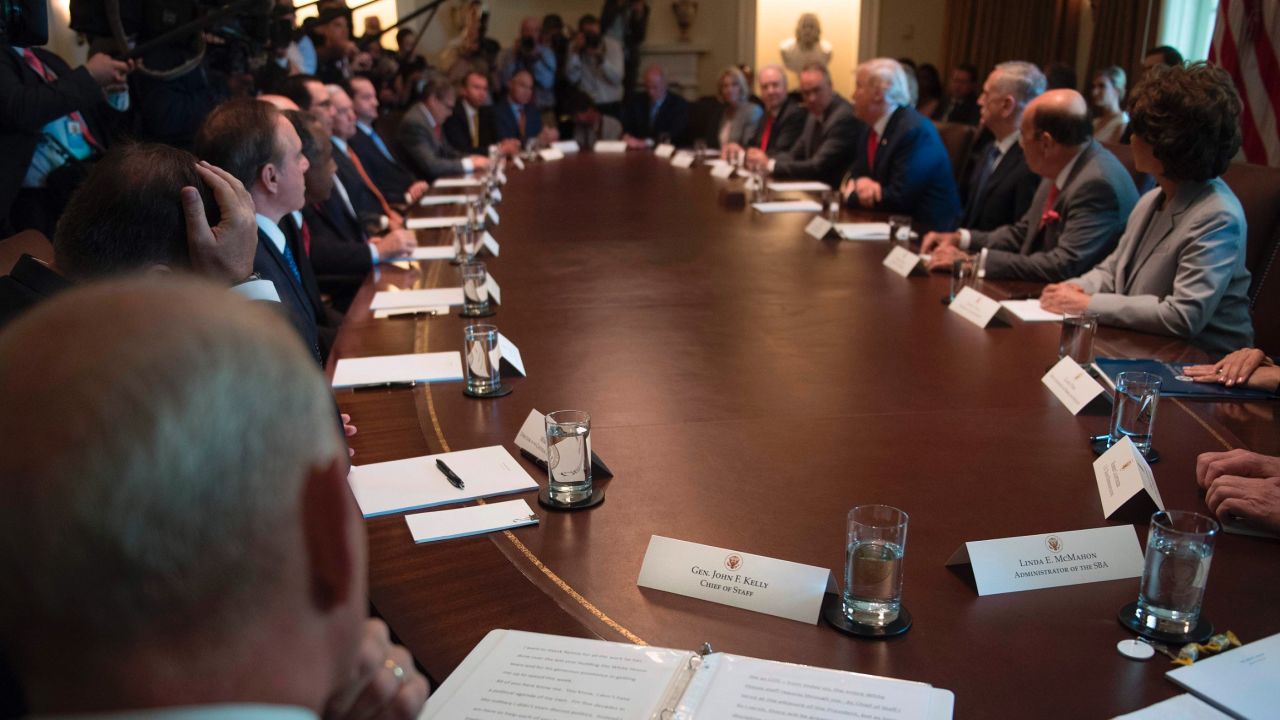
<box><xmin>949</xmin><ymin>257</ymin><xmax>975</xmax><ymax>302</ymax></box>
<box><xmin>1058</xmin><ymin>312</ymin><xmax>1099</xmax><ymax>366</ymax></box>
<box><xmin>462</xmin><ymin>324</ymin><xmax>500</xmax><ymax>396</ymax></box>
<box><xmin>1133</xmin><ymin>510</ymin><xmax>1218</xmax><ymax>637</ymax></box>
<box><xmin>459</xmin><ymin>261</ymin><xmax>491</xmax><ymax>317</ymax></box>
<box><xmin>843</xmin><ymin>504</ymin><xmax>908</xmax><ymax>627</ymax></box>
<box><xmin>1109</xmin><ymin>371</ymin><xmax>1160</xmax><ymax>455</ymax></box>
<box><xmin>545</xmin><ymin>410</ymin><xmax>592</xmax><ymax>503</ymax></box>
<box><xmin>888</xmin><ymin>215</ymin><xmax>913</xmax><ymax>244</ymax></box>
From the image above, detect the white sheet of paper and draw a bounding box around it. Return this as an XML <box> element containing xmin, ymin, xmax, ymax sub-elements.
<box><xmin>485</xmin><ymin>205</ymin><xmax>499</xmax><ymax>225</ymax></box>
<box><xmin>404</xmin><ymin>499</ymin><xmax>538</xmax><ymax>543</ymax></box>
<box><xmin>671</xmin><ymin>151</ymin><xmax>695</xmax><ymax>168</ymax></box>
<box><xmin>594</xmin><ymin>140</ymin><xmax>627</xmax><ymax>153</ymax></box>
<box><xmin>481</xmin><ymin>231</ymin><xmax>499</xmax><ymax>257</ymax></box>
<box><xmin>766</xmin><ymin>180</ymin><xmax>832</xmax><ymax>192</ymax></box>
<box><xmin>946</xmin><ymin>525</ymin><xmax>1144</xmax><ymax>596</ymax></box>
<box><xmin>348</xmin><ymin>446</ymin><xmax>538</xmax><ymax>517</ymax></box>
<box><xmin>433</xmin><ymin>177</ymin><xmax>483</xmax><ymax>188</ymax></box>
<box><xmin>406</xmin><ymin>215</ymin><xmax>468</xmax><ymax>230</ymax></box>
<box><xmin>369</xmin><ymin>287</ymin><xmax>465</xmax><ymax>310</ymax></box>
<box><xmin>331</xmin><ymin>352</ymin><xmax>462</xmax><ymax>389</ymax></box>
<box><xmin>805</xmin><ymin>216</ymin><xmax>835</xmax><ymax>239</ymax></box>
<box><xmin>1042</xmin><ymin>355</ymin><xmax>1107</xmax><ymax>415</ymax></box>
<box><xmin>483</xmin><ymin>273</ymin><xmax>501</xmax><ymax>304</ymax></box>
<box><xmin>710</xmin><ymin>162</ymin><xmax>735</xmax><ymax>179</ymax></box>
<box><xmin>511</xmin><ymin>156</ymin><xmax>525</xmax><ymax>171</ymax></box>
<box><xmin>538</xmin><ymin>147</ymin><xmax>565</xmax><ymax>161</ymax></box>
<box><xmin>654</xmin><ymin>143</ymin><xmax>676</xmax><ymax>158</ymax></box>
<box><xmin>636</xmin><ymin>535</ymin><xmax>834</xmax><ymax>624</ymax></box>
<box><xmin>497</xmin><ymin>332</ymin><xmax>526</xmax><ymax>375</ymax></box>
<box><xmin>422</xmin><ymin>630</ymin><xmax>691</xmax><ymax>720</ymax></box>
<box><xmin>948</xmin><ymin>286</ymin><xmax>1004</xmax><ymax>327</ymax></box>
<box><xmin>417</xmin><ymin>194</ymin><xmax>470</xmax><ymax>206</ymax></box>
<box><xmin>1000</xmin><ymin>299</ymin><xmax>1064</xmax><ymax>322</ymax></box>
<box><xmin>836</xmin><ymin>222</ymin><xmax>892</xmax><ymax>240</ymax></box>
<box><xmin>551</xmin><ymin>139</ymin><xmax>580</xmax><ymax>153</ymax></box>
<box><xmin>372</xmin><ymin>305</ymin><xmax>450</xmax><ymax>319</ymax></box>
<box><xmin>751</xmin><ymin>200</ymin><xmax>822</xmax><ymax>214</ymax></box>
<box><xmin>1113</xmin><ymin>694</ymin><xmax>1232</xmax><ymax>720</ymax></box>
<box><xmin>1167</xmin><ymin>632</ymin><xmax>1280</xmax><ymax>720</ymax></box>
<box><xmin>883</xmin><ymin>245</ymin><xmax>924</xmax><ymax>277</ymax></box>
<box><xmin>407</xmin><ymin>245</ymin><xmax>455</xmax><ymax>261</ymax></box>
<box><xmin>1094</xmin><ymin>436</ymin><xmax>1165</xmax><ymax>519</ymax></box>
<box><xmin>513</xmin><ymin>408</ymin><xmax>548</xmax><ymax>461</ymax></box>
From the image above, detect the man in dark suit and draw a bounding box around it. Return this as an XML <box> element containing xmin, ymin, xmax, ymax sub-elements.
<box><xmin>621</xmin><ymin>64</ymin><xmax>690</xmax><ymax>147</ymax></box>
<box><xmin>347</xmin><ymin>76</ymin><xmax>428</xmax><ymax>204</ymax></box>
<box><xmin>922</xmin><ymin>89</ymin><xmax>1139</xmax><ymax>282</ymax></box>
<box><xmin>494</xmin><ymin>69</ymin><xmax>559</xmax><ymax>148</ymax></box>
<box><xmin>933</xmin><ymin>63</ymin><xmax>980</xmax><ymax>125</ymax></box>
<box><xmin>328</xmin><ymin>83</ymin><xmax>403</xmax><ymax>233</ymax></box>
<box><xmin>0</xmin><ymin>42</ymin><xmax>132</xmax><ymax>236</ymax></box>
<box><xmin>747</xmin><ymin>63</ymin><xmax>860</xmax><ymax>189</ymax></box>
<box><xmin>842</xmin><ymin>58</ymin><xmax>960</xmax><ymax>231</ymax></box>
<box><xmin>959</xmin><ymin>61</ymin><xmax>1045</xmax><ymax>231</ymax></box>
<box><xmin>723</xmin><ymin>64</ymin><xmax>805</xmax><ymax>159</ymax></box>
<box><xmin>443</xmin><ymin>70</ymin><xmax>501</xmax><ymax>155</ymax></box>
<box><xmin>398</xmin><ymin>71</ymin><xmax>492</xmax><ymax>181</ymax></box>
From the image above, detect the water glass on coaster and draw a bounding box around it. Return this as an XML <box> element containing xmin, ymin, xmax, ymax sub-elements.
<box><xmin>823</xmin><ymin>190</ymin><xmax>841</xmax><ymax>222</ymax></box>
<box><xmin>827</xmin><ymin>504</ymin><xmax>911</xmax><ymax>637</ymax></box>
<box><xmin>462</xmin><ymin>324</ymin><xmax>509</xmax><ymax>398</ymax></box>
<box><xmin>1119</xmin><ymin>510</ymin><xmax>1218</xmax><ymax>643</ymax></box>
<box><xmin>1058</xmin><ymin>312</ymin><xmax>1099</xmax><ymax>367</ymax></box>
<box><xmin>1107</xmin><ymin>371</ymin><xmax>1161</xmax><ymax>460</ymax></box>
<box><xmin>945</xmin><ymin>257</ymin><xmax>975</xmax><ymax>304</ymax></box>
<box><xmin>451</xmin><ymin>223</ymin><xmax>471</xmax><ymax>264</ymax></box>
<box><xmin>888</xmin><ymin>215</ymin><xmax>913</xmax><ymax>244</ymax></box>
<box><xmin>540</xmin><ymin>410</ymin><xmax>603</xmax><ymax>510</ymax></box>
<box><xmin>459</xmin><ymin>261</ymin><xmax>494</xmax><ymax>318</ymax></box>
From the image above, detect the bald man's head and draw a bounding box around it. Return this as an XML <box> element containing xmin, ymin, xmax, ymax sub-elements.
<box><xmin>1026</xmin><ymin>89</ymin><xmax>1091</xmax><ymax>146</ymax></box>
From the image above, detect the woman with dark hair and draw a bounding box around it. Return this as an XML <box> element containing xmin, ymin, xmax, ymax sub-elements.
<box><xmin>1090</xmin><ymin>66</ymin><xmax>1128</xmax><ymax>143</ymax></box>
<box><xmin>915</xmin><ymin>63</ymin><xmax>943</xmax><ymax>118</ymax></box>
<box><xmin>1040</xmin><ymin>63</ymin><xmax>1253</xmax><ymax>353</ymax></box>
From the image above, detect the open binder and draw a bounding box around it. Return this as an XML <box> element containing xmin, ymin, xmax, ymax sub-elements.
<box><xmin>423</xmin><ymin>629</ymin><xmax>954</xmax><ymax>719</ymax></box>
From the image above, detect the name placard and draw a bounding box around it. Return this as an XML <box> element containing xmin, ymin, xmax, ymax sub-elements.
<box><xmin>512</xmin><ymin>409</ymin><xmax>613</xmax><ymax>477</ymax></box>
<box><xmin>538</xmin><ymin>148</ymin><xmax>566</xmax><ymax>162</ymax></box>
<box><xmin>481</xmin><ymin>231</ymin><xmax>500</xmax><ymax>257</ymax></box>
<box><xmin>483</xmin><ymin>273</ymin><xmax>501</xmax><ymax>305</ymax></box>
<box><xmin>670</xmin><ymin>151</ymin><xmax>695</xmax><ymax>168</ymax></box>
<box><xmin>594</xmin><ymin>140</ymin><xmax>627</xmax><ymax>153</ymax></box>
<box><xmin>882</xmin><ymin>246</ymin><xmax>925</xmax><ymax>277</ymax></box>
<box><xmin>948</xmin><ymin>286</ymin><xmax>1005</xmax><ymax>328</ymax></box>
<box><xmin>486</xmin><ymin>205</ymin><xmax>500</xmax><ymax>225</ymax></box>
<box><xmin>1041</xmin><ymin>356</ymin><xmax>1107</xmax><ymax>414</ymax></box>
<box><xmin>710</xmin><ymin>162</ymin><xmax>734</xmax><ymax>179</ymax></box>
<box><xmin>511</xmin><ymin>156</ymin><xmax>525</xmax><ymax>171</ymax></box>
<box><xmin>804</xmin><ymin>216</ymin><xmax>837</xmax><ymax>240</ymax></box>
<box><xmin>654</xmin><ymin>143</ymin><xmax>676</xmax><ymax>158</ymax></box>
<box><xmin>945</xmin><ymin>525</ymin><xmax>1144</xmax><ymax>596</ymax></box>
<box><xmin>637</xmin><ymin>535</ymin><xmax>835</xmax><ymax>623</ymax></box>
<box><xmin>496</xmin><ymin>332</ymin><xmax>526</xmax><ymax>376</ymax></box>
<box><xmin>1094</xmin><ymin>436</ymin><xmax>1164</xmax><ymax>521</ymax></box>
<box><xmin>550</xmin><ymin>140</ymin><xmax>580</xmax><ymax>154</ymax></box>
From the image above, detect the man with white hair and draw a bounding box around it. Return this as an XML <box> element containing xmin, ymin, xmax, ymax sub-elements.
<box><xmin>722</xmin><ymin>64</ymin><xmax>806</xmax><ymax>159</ymax></box>
<box><xmin>843</xmin><ymin>57</ymin><xmax>961</xmax><ymax>232</ymax></box>
<box><xmin>958</xmin><ymin>61</ymin><xmax>1045</xmax><ymax>231</ymax></box>
<box><xmin>747</xmin><ymin>62</ymin><xmax>860</xmax><ymax>188</ymax></box>
<box><xmin>0</xmin><ymin>278</ymin><xmax>428</xmax><ymax>717</ymax></box>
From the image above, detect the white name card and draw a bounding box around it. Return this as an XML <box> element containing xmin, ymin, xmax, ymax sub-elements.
<box><xmin>654</xmin><ymin>143</ymin><xmax>676</xmax><ymax>158</ymax></box>
<box><xmin>882</xmin><ymin>245</ymin><xmax>925</xmax><ymax>277</ymax></box>
<box><xmin>481</xmin><ymin>231</ymin><xmax>499</xmax><ymax>257</ymax></box>
<box><xmin>594</xmin><ymin>140</ymin><xmax>627</xmax><ymax>153</ymax></box>
<box><xmin>804</xmin><ymin>216</ymin><xmax>837</xmax><ymax>240</ymax></box>
<box><xmin>1094</xmin><ymin>436</ymin><xmax>1165</xmax><ymax>521</ymax></box>
<box><xmin>486</xmin><ymin>205</ymin><xmax>499</xmax><ymax>225</ymax></box>
<box><xmin>947</xmin><ymin>286</ymin><xmax>1005</xmax><ymax>328</ymax></box>
<box><xmin>496</xmin><ymin>331</ymin><xmax>526</xmax><ymax>376</ymax></box>
<box><xmin>945</xmin><ymin>525</ymin><xmax>1144</xmax><ymax>596</ymax></box>
<box><xmin>538</xmin><ymin>148</ymin><xmax>565</xmax><ymax>162</ymax></box>
<box><xmin>550</xmin><ymin>140</ymin><xmax>580</xmax><ymax>154</ymax></box>
<box><xmin>514</xmin><ymin>408</ymin><xmax>548</xmax><ymax>461</ymax></box>
<box><xmin>483</xmin><ymin>273</ymin><xmax>501</xmax><ymax>305</ymax></box>
<box><xmin>511</xmin><ymin>156</ymin><xmax>525</xmax><ymax>171</ymax></box>
<box><xmin>637</xmin><ymin>536</ymin><xmax>835</xmax><ymax>624</ymax></box>
<box><xmin>1042</xmin><ymin>356</ymin><xmax>1107</xmax><ymax>415</ymax></box>
<box><xmin>710</xmin><ymin>162</ymin><xmax>734</xmax><ymax>179</ymax></box>
<box><xmin>670</xmin><ymin>151</ymin><xmax>695</xmax><ymax>168</ymax></box>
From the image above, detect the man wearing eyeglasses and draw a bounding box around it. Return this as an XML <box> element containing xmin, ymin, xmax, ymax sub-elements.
<box><xmin>745</xmin><ymin>62</ymin><xmax>860</xmax><ymax>189</ymax></box>
<box><xmin>397</xmin><ymin>70</ymin><xmax>490</xmax><ymax>182</ymax></box>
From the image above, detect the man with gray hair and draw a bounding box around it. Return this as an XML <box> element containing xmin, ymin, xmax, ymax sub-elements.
<box><xmin>956</xmin><ymin>61</ymin><xmax>1045</xmax><ymax>231</ymax></box>
<box><xmin>0</xmin><ymin>279</ymin><xmax>428</xmax><ymax>717</ymax></box>
<box><xmin>722</xmin><ymin>64</ymin><xmax>806</xmax><ymax>159</ymax></box>
<box><xmin>747</xmin><ymin>62</ymin><xmax>860</xmax><ymax>188</ymax></box>
<box><xmin>844</xmin><ymin>57</ymin><xmax>961</xmax><ymax>231</ymax></box>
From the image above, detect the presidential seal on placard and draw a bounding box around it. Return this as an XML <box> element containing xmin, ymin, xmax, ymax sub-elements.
<box><xmin>725</xmin><ymin>554</ymin><xmax>742</xmax><ymax>571</ymax></box>
<box><xmin>1046</xmin><ymin>536</ymin><xmax>1063</xmax><ymax>553</ymax></box>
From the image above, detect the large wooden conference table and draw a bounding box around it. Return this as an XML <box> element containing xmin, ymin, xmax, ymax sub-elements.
<box><xmin>330</xmin><ymin>154</ymin><xmax>1280</xmax><ymax>718</ymax></box>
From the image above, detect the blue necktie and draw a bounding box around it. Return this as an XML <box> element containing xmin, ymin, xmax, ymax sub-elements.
<box><xmin>281</xmin><ymin>239</ymin><xmax>303</xmax><ymax>287</ymax></box>
<box><xmin>367</xmin><ymin>127</ymin><xmax>395</xmax><ymax>162</ymax></box>
<box><xmin>970</xmin><ymin>144</ymin><xmax>1000</xmax><ymax>205</ymax></box>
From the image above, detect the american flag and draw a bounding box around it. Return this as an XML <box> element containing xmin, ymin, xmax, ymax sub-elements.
<box><xmin>1210</xmin><ymin>0</ymin><xmax>1280</xmax><ymax>166</ymax></box>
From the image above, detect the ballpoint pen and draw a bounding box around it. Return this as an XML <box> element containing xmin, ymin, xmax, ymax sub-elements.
<box><xmin>436</xmin><ymin>458</ymin><xmax>465</xmax><ymax>489</ymax></box>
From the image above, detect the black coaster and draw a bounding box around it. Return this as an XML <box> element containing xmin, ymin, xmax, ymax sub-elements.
<box><xmin>463</xmin><ymin>383</ymin><xmax>512</xmax><ymax>398</ymax></box>
<box><xmin>1090</xmin><ymin>436</ymin><xmax>1160</xmax><ymax>463</ymax></box>
<box><xmin>459</xmin><ymin>307</ymin><xmax>496</xmax><ymax>318</ymax></box>
<box><xmin>821</xmin><ymin>593</ymin><xmax>912</xmax><ymax>638</ymax></box>
<box><xmin>1118</xmin><ymin>601</ymin><xmax>1214</xmax><ymax>644</ymax></box>
<box><xmin>538</xmin><ymin>485</ymin><xmax>606</xmax><ymax>511</ymax></box>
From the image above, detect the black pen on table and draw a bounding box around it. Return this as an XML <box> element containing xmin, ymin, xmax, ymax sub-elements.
<box><xmin>435</xmin><ymin>458</ymin><xmax>465</xmax><ymax>489</ymax></box>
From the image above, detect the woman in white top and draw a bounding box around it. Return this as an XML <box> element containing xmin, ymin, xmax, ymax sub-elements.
<box><xmin>1090</xmin><ymin>66</ymin><xmax>1128</xmax><ymax>144</ymax></box>
<box><xmin>713</xmin><ymin>67</ymin><xmax>763</xmax><ymax>149</ymax></box>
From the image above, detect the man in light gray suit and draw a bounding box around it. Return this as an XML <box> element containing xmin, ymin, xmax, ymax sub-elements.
<box><xmin>397</xmin><ymin>71</ymin><xmax>490</xmax><ymax>182</ymax></box>
<box><xmin>745</xmin><ymin>63</ymin><xmax>861</xmax><ymax>189</ymax></box>
<box><xmin>1041</xmin><ymin>63</ymin><xmax>1252</xmax><ymax>353</ymax></box>
<box><xmin>923</xmin><ymin>89</ymin><xmax>1138</xmax><ymax>281</ymax></box>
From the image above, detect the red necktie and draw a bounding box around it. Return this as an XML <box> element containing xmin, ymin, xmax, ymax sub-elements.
<box><xmin>866</xmin><ymin>129</ymin><xmax>879</xmax><ymax>168</ymax></box>
<box><xmin>759</xmin><ymin>112</ymin><xmax>775</xmax><ymax>150</ymax></box>
<box><xmin>22</xmin><ymin>48</ymin><xmax>103</xmax><ymax>151</ymax></box>
<box><xmin>300</xmin><ymin>218</ymin><xmax>312</xmax><ymax>256</ymax></box>
<box><xmin>1039</xmin><ymin>185</ymin><xmax>1061</xmax><ymax>229</ymax></box>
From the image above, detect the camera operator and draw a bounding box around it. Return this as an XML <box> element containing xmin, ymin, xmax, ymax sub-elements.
<box><xmin>564</xmin><ymin>14</ymin><xmax>623</xmax><ymax>118</ymax></box>
<box><xmin>313</xmin><ymin>6</ymin><xmax>355</xmax><ymax>85</ymax></box>
<box><xmin>495</xmin><ymin>17</ymin><xmax>556</xmax><ymax>113</ymax></box>
<box><xmin>0</xmin><ymin>38</ymin><xmax>132</xmax><ymax>236</ymax></box>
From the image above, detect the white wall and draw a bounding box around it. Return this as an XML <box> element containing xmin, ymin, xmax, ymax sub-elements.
<box><xmin>754</xmin><ymin>0</ymin><xmax>861</xmax><ymax>96</ymax></box>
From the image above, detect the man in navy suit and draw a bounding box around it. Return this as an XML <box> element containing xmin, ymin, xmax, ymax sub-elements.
<box><xmin>494</xmin><ymin>69</ymin><xmax>559</xmax><ymax>148</ymax></box>
<box><xmin>443</xmin><ymin>71</ymin><xmax>502</xmax><ymax>155</ymax></box>
<box><xmin>843</xmin><ymin>58</ymin><xmax>962</xmax><ymax>232</ymax></box>
<box><xmin>959</xmin><ymin>61</ymin><xmax>1045</xmax><ymax>232</ymax></box>
<box><xmin>621</xmin><ymin>65</ymin><xmax>690</xmax><ymax>148</ymax></box>
<box><xmin>347</xmin><ymin>75</ymin><xmax>428</xmax><ymax>204</ymax></box>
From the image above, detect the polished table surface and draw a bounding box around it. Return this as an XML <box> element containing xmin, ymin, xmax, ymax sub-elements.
<box><xmin>330</xmin><ymin>154</ymin><xmax>1280</xmax><ymax>718</ymax></box>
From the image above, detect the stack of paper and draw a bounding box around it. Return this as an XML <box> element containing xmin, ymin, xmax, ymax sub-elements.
<box><xmin>331</xmin><ymin>352</ymin><xmax>462</xmax><ymax>389</ymax></box>
<box><xmin>405</xmin><ymin>499</ymin><xmax>539</xmax><ymax>543</ymax></box>
<box><xmin>370</xmin><ymin>288</ymin><xmax>465</xmax><ymax>310</ymax></box>
<box><xmin>406</xmin><ymin>215</ymin><xmax>468</xmax><ymax>230</ymax></box>
<box><xmin>1167</xmin><ymin>632</ymin><xmax>1280</xmax><ymax>719</ymax></box>
<box><xmin>400</xmin><ymin>246</ymin><xmax>455</xmax><ymax>261</ymax></box>
<box><xmin>767</xmin><ymin>180</ymin><xmax>832</xmax><ymax>193</ymax></box>
<box><xmin>372</xmin><ymin>306</ymin><xmax>450</xmax><ymax>319</ymax></box>
<box><xmin>417</xmin><ymin>194</ymin><xmax>470</xmax><ymax>206</ymax></box>
<box><xmin>752</xmin><ymin>200</ymin><xmax>822</xmax><ymax>214</ymax></box>
<box><xmin>433</xmin><ymin>177</ymin><xmax>483</xmax><ymax>189</ymax></box>
<box><xmin>348</xmin><ymin>446</ymin><xmax>539</xmax><ymax>517</ymax></box>
<box><xmin>999</xmin><ymin>299</ymin><xmax>1063</xmax><ymax>323</ymax></box>
<box><xmin>835</xmin><ymin>222</ymin><xmax>891</xmax><ymax>240</ymax></box>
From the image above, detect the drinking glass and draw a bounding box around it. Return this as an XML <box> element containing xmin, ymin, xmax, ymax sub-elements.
<box><xmin>462</xmin><ymin>324</ymin><xmax>500</xmax><ymax>395</ymax></box>
<box><xmin>459</xmin><ymin>261</ymin><xmax>490</xmax><ymax>316</ymax></box>
<box><xmin>843</xmin><ymin>504</ymin><xmax>908</xmax><ymax>626</ymax></box>
<box><xmin>823</xmin><ymin>190</ymin><xmax>841</xmax><ymax>222</ymax></box>
<box><xmin>545</xmin><ymin>410</ymin><xmax>592</xmax><ymax>503</ymax></box>
<box><xmin>888</xmin><ymin>215</ymin><xmax>913</xmax><ymax>244</ymax></box>
<box><xmin>451</xmin><ymin>223</ymin><xmax>471</xmax><ymax>263</ymax></box>
<box><xmin>1058</xmin><ymin>312</ymin><xmax>1099</xmax><ymax>366</ymax></box>
<box><xmin>1133</xmin><ymin>511</ymin><xmax>1218</xmax><ymax>636</ymax></box>
<box><xmin>949</xmin><ymin>257</ymin><xmax>975</xmax><ymax>302</ymax></box>
<box><xmin>1109</xmin><ymin>371</ymin><xmax>1160</xmax><ymax>455</ymax></box>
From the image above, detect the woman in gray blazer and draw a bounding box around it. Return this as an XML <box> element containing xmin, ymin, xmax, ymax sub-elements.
<box><xmin>712</xmin><ymin>67</ymin><xmax>763</xmax><ymax>149</ymax></box>
<box><xmin>1041</xmin><ymin>63</ymin><xmax>1253</xmax><ymax>353</ymax></box>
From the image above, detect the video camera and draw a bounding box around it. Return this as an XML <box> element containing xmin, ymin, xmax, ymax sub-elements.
<box><xmin>0</xmin><ymin>0</ymin><xmax>49</xmax><ymax>46</ymax></box>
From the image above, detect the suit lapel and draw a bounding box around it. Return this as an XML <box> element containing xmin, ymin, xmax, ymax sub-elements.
<box><xmin>1124</xmin><ymin>183</ymin><xmax>1208</xmax><ymax>291</ymax></box>
<box><xmin>257</xmin><ymin>229</ymin><xmax>315</xmax><ymax>325</ymax></box>
<box><xmin>1021</xmin><ymin>178</ymin><xmax>1055</xmax><ymax>254</ymax></box>
<box><xmin>873</xmin><ymin>106</ymin><xmax>903</xmax><ymax>178</ymax></box>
